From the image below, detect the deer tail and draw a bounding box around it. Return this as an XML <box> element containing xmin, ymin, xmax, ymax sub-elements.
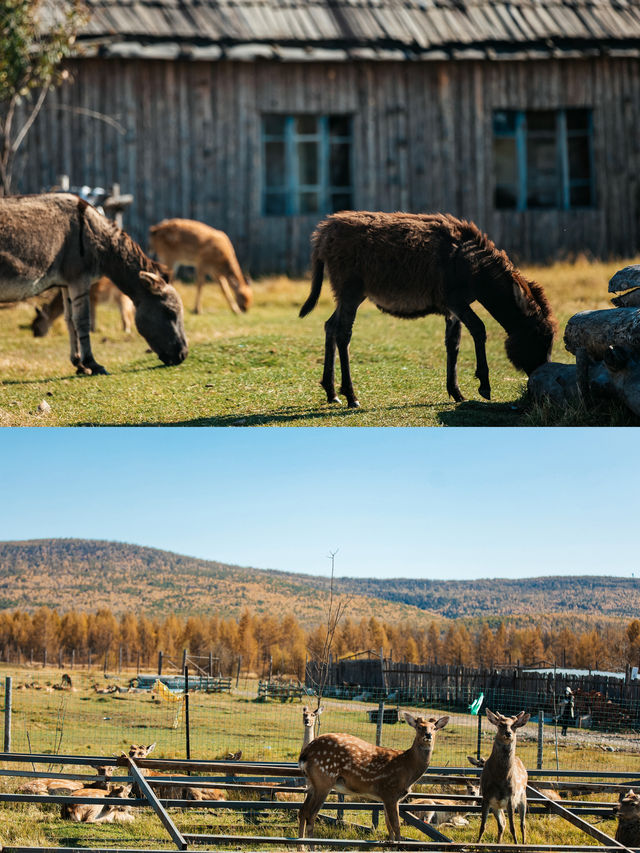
<box><xmin>299</xmin><ymin>255</ymin><xmax>324</xmax><ymax>318</ymax></box>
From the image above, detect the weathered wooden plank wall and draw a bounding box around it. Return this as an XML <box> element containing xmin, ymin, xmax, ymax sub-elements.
<box><xmin>15</xmin><ymin>56</ymin><xmax>640</xmax><ymax>274</ymax></box>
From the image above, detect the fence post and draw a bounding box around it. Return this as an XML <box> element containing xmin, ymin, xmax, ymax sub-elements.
<box><xmin>372</xmin><ymin>701</ymin><xmax>385</xmax><ymax>829</ymax></box>
<box><xmin>476</xmin><ymin>708</ymin><xmax>483</xmax><ymax>760</ymax></box>
<box><xmin>184</xmin><ymin>665</ymin><xmax>191</xmax><ymax>761</ymax></box>
<box><xmin>181</xmin><ymin>649</ymin><xmax>187</xmax><ymax>671</ymax></box>
<box><xmin>537</xmin><ymin>708</ymin><xmax>544</xmax><ymax>769</ymax></box>
<box><xmin>58</xmin><ymin>649</ymin><xmax>63</xmax><ymax>669</ymax></box>
<box><xmin>137</xmin><ymin>650</ymin><xmax>141</xmax><ymax>675</ymax></box>
<box><xmin>158</xmin><ymin>651</ymin><xmax>163</xmax><ymax>675</ymax></box>
<box><xmin>4</xmin><ymin>676</ymin><xmax>12</xmax><ymax>752</ymax></box>
<box><xmin>209</xmin><ymin>652</ymin><xmax>213</xmax><ymax>677</ymax></box>
<box><xmin>71</xmin><ymin>649</ymin><xmax>75</xmax><ymax>670</ymax></box>
<box><xmin>236</xmin><ymin>656</ymin><xmax>242</xmax><ymax>687</ymax></box>
<box><xmin>88</xmin><ymin>649</ymin><xmax>92</xmax><ymax>670</ymax></box>
<box><xmin>43</xmin><ymin>649</ymin><xmax>47</xmax><ymax>669</ymax></box>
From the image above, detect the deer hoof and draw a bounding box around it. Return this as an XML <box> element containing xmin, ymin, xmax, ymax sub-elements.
<box><xmin>347</xmin><ymin>399</ymin><xmax>360</xmax><ymax>408</ymax></box>
<box><xmin>89</xmin><ymin>364</ymin><xmax>109</xmax><ymax>376</ymax></box>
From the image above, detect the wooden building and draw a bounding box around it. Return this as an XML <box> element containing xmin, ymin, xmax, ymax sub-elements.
<box><xmin>25</xmin><ymin>0</ymin><xmax>640</xmax><ymax>273</ymax></box>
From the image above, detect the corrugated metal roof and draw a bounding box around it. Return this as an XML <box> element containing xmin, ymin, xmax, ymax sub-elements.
<box><xmin>73</xmin><ymin>0</ymin><xmax>640</xmax><ymax>60</ymax></box>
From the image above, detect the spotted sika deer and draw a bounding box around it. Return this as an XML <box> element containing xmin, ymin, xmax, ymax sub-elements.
<box><xmin>615</xmin><ymin>789</ymin><xmax>640</xmax><ymax>847</ymax></box>
<box><xmin>298</xmin><ymin>712</ymin><xmax>448</xmax><ymax>842</ymax></box>
<box><xmin>477</xmin><ymin>709</ymin><xmax>530</xmax><ymax>844</ymax></box>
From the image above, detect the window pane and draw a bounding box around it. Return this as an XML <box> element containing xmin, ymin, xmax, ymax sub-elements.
<box><xmin>299</xmin><ymin>191</ymin><xmax>319</xmax><ymax>214</ymax></box>
<box><xmin>265</xmin><ymin>141</ymin><xmax>286</xmax><ymax>187</ymax></box>
<box><xmin>568</xmin><ymin>137</ymin><xmax>591</xmax><ymax>182</ymax></box>
<box><xmin>330</xmin><ymin>143</ymin><xmax>351</xmax><ymax>187</ymax></box>
<box><xmin>495</xmin><ymin>186</ymin><xmax>518</xmax><ymax>209</ymax></box>
<box><xmin>331</xmin><ymin>192</ymin><xmax>352</xmax><ymax>212</ymax></box>
<box><xmin>297</xmin><ymin>141</ymin><xmax>318</xmax><ymax>185</ymax></box>
<box><xmin>527</xmin><ymin>110</ymin><xmax>556</xmax><ymax>132</ymax></box>
<box><xmin>567</xmin><ymin>109</ymin><xmax>590</xmax><ymax>131</ymax></box>
<box><xmin>570</xmin><ymin>184</ymin><xmax>592</xmax><ymax>207</ymax></box>
<box><xmin>264</xmin><ymin>115</ymin><xmax>286</xmax><ymax>136</ymax></box>
<box><xmin>527</xmin><ymin>137</ymin><xmax>558</xmax><ymax>208</ymax></box>
<box><xmin>494</xmin><ymin>137</ymin><xmax>518</xmax><ymax>187</ymax></box>
<box><xmin>295</xmin><ymin>116</ymin><xmax>317</xmax><ymax>135</ymax></box>
<box><xmin>264</xmin><ymin>192</ymin><xmax>287</xmax><ymax>215</ymax></box>
<box><xmin>494</xmin><ymin>110</ymin><xmax>517</xmax><ymax>135</ymax></box>
<box><xmin>329</xmin><ymin>115</ymin><xmax>351</xmax><ymax>137</ymax></box>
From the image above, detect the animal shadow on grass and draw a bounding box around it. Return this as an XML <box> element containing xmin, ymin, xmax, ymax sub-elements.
<box><xmin>1</xmin><ymin>361</ymin><xmax>171</xmax><ymax>386</ymax></box>
<box><xmin>437</xmin><ymin>399</ymin><xmax>524</xmax><ymax>427</ymax></box>
<box><xmin>75</xmin><ymin>403</ymin><xmax>359</xmax><ymax>427</ymax></box>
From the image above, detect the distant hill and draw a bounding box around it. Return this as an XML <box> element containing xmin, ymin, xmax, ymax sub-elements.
<box><xmin>0</xmin><ymin>539</ymin><xmax>636</xmax><ymax>624</ymax></box>
<box><xmin>0</xmin><ymin>539</ymin><xmax>441</xmax><ymax>625</ymax></box>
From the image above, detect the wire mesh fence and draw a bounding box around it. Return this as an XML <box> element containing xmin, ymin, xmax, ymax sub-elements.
<box><xmin>1</xmin><ymin>664</ymin><xmax>639</xmax><ymax>774</ymax></box>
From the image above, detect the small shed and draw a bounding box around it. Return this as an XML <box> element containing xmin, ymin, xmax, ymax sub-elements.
<box><xmin>22</xmin><ymin>0</ymin><xmax>640</xmax><ymax>273</ymax></box>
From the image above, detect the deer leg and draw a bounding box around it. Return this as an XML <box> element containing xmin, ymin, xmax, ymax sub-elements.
<box><xmin>218</xmin><ymin>275</ymin><xmax>242</xmax><ymax>315</ymax></box>
<box><xmin>321</xmin><ymin>310</ymin><xmax>339</xmax><ymax>403</ymax></box>
<box><xmin>67</xmin><ymin>282</ymin><xmax>108</xmax><ymax>375</ymax></box>
<box><xmin>477</xmin><ymin>800</ymin><xmax>490</xmax><ymax>842</ymax></box>
<box><xmin>298</xmin><ymin>786</ymin><xmax>330</xmax><ymax>839</ymax></box>
<box><xmin>449</xmin><ymin>303</ymin><xmax>490</xmax><ymax>400</ymax></box>
<box><xmin>445</xmin><ymin>313</ymin><xmax>464</xmax><ymax>402</ymax></box>
<box><xmin>506</xmin><ymin>801</ymin><xmax>518</xmax><ymax>844</ymax></box>
<box><xmin>495</xmin><ymin>808</ymin><xmax>506</xmax><ymax>844</ymax></box>
<box><xmin>518</xmin><ymin>798</ymin><xmax>527</xmax><ymax>844</ymax></box>
<box><xmin>335</xmin><ymin>294</ymin><xmax>363</xmax><ymax>409</ymax></box>
<box><xmin>194</xmin><ymin>269</ymin><xmax>205</xmax><ymax>314</ymax></box>
<box><xmin>382</xmin><ymin>799</ymin><xmax>401</xmax><ymax>842</ymax></box>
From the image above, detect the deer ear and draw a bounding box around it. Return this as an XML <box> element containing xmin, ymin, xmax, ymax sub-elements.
<box><xmin>146</xmin><ymin>742</ymin><xmax>157</xmax><ymax>754</ymax></box>
<box><xmin>513</xmin><ymin>712</ymin><xmax>530</xmax><ymax>728</ymax></box>
<box><xmin>317</xmin><ymin>705</ymin><xmax>324</xmax><ymax>714</ymax></box>
<box><xmin>467</xmin><ymin>755</ymin><xmax>484</xmax><ymax>767</ymax></box>
<box><xmin>435</xmin><ymin>715</ymin><xmax>449</xmax><ymax>730</ymax></box>
<box><xmin>402</xmin><ymin>711</ymin><xmax>417</xmax><ymax>729</ymax></box>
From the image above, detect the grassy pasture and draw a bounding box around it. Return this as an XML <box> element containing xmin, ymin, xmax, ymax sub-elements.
<box><xmin>0</xmin><ymin>256</ymin><xmax>637</xmax><ymax>427</ymax></box>
<box><xmin>0</xmin><ymin>667</ymin><xmax>634</xmax><ymax>848</ymax></box>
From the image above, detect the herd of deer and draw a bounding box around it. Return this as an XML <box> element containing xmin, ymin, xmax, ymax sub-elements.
<box><xmin>15</xmin><ymin>705</ymin><xmax>639</xmax><ymax>844</ymax></box>
<box><xmin>0</xmin><ymin>193</ymin><xmax>557</xmax><ymax>401</ymax></box>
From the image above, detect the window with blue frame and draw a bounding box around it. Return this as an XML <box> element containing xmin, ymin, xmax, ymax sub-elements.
<box><xmin>493</xmin><ymin>109</ymin><xmax>594</xmax><ymax>210</ymax></box>
<box><xmin>262</xmin><ymin>115</ymin><xmax>353</xmax><ymax>216</ymax></box>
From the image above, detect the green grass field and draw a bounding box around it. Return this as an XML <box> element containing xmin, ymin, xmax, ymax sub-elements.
<box><xmin>0</xmin><ymin>257</ymin><xmax>636</xmax><ymax>426</ymax></box>
<box><xmin>0</xmin><ymin>666</ymin><xmax>634</xmax><ymax>849</ymax></box>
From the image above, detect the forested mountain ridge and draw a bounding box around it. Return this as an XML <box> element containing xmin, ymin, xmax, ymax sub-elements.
<box><xmin>0</xmin><ymin>538</ymin><xmax>636</xmax><ymax>622</ymax></box>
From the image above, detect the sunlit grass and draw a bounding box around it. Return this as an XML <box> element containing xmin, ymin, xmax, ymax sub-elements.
<box><xmin>0</xmin><ymin>256</ymin><xmax>637</xmax><ymax>426</ymax></box>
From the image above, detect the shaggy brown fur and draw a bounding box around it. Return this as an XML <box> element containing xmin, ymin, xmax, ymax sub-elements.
<box><xmin>0</xmin><ymin>193</ymin><xmax>187</xmax><ymax>374</ymax></box>
<box><xmin>300</xmin><ymin>211</ymin><xmax>556</xmax><ymax>407</ymax></box>
<box><xmin>615</xmin><ymin>789</ymin><xmax>640</xmax><ymax>847</ymax></box>
<box><xmin>149</xmin><ymin>218</ymin><xmax>252</xmax><ymax>315</ymax></box>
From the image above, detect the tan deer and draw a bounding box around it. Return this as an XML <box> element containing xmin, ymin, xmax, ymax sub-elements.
<box><xmin>32</xmin><ymin>278</ymin><xmax>135</xmax><ymax>338</ymax></box>
<box><xmin>477</xmin><ymin>709</ymin><xmax>530</xmax><ymax>844</ymax></box>
<box><xmin>19</xmin><ymin>764</ymin><xmax>112</xmax><ymax>796</ymax></box>
<box><xmin>298</xmin><ymin>712</ymin><xmax>449</xmax><ymax>842</ymax></box>
<box><xmin>127</xmin><ymin>743</ymin><xmax>225</xmax><ymax>801</ymax></box>
<box><xmin>302</xmin><ymin>706</ymin><xmax>323</xmax><ymax>750</ymax></box>
<box><xmin>615</xmin><ymin>789</ymin><xmax>640</xmax><ymax>847</ymax></box>
<box><xmin>149</xmin><ymin>218</ymin><xmax>252</xmax><ymax>315</ymax></box>
<box><xmin>61</xmin><ymin>783</ymin><xmax>133</xmax><ymax>823</ymax></box>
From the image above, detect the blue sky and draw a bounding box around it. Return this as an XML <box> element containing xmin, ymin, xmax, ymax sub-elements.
<box><xmin>0</xmin><ymin>428</ymin><xmax>633</xmax><ymax>580</ymax></box>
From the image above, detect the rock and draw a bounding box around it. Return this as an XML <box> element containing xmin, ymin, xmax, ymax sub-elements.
<box><xmin>609</xmin><ymin>265</ymin><xmax>640</xmax><ymax>293</ymax></box>
<box><xmin>565</xmin><ymin>308</ymin><xmax>640</xmax><ymax>360</ymax></box>
<box><xmin>37</xmin><ymin>400</ymin><xmax>51</xmax><ymax>414</ymax></box>
<box><xmin>528</xmin><ymin>362</ymin><xmax>579</xmax><ymax>406</ymax></box>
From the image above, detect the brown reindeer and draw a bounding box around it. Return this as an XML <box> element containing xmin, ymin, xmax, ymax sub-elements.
<box><xmin>298</xmin><ymin>712</ymin><xmax>448</xmax><ymax>842</ymax></box>
<box><xmin>149</xmin><ymin>218</ymin><xmax>252</xmax><ymax>315</ymax></box>
<box><xmin>477</xmin><ymin>710</ymin><xmax>530</xmax><ymax>844</ymax></box>
<box><xmin>32</xmin><ymin>278</ymin><xmax>135</xmax><ymax>337</ymax></box>
<box><xmin>300</xmin><ymin>211</ymin><xmax>556</xmax><ymax>407</ymax></box>
<box><xmin>615</xmin><ymin>789</ymin><xmax>640</xmax><ymax>847</ymax></box>
<box><xmin>0</xmin><ymin>193</ymin><xmax>187</xmax><ymax>374</ymax></box>
<box><xmin>468</xmin><ymin>754</ymin><xmax>561</xmax><ymax>802</ymax></box>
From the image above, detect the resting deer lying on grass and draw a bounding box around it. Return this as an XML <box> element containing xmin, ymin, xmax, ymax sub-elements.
<box><xmin>477</xmin><ymin>709</ymin><xmax>530</xmax><ymax>844</ymax></box>
<box><xmin>0</xmin><ymin>193</ymin><xmax>187</xmax><ymax>374</ymax></box>
<box><xmin>127</xmin><ymin>743</ymin><xmax>226</xmax><ymax>801</ymax></box>
<box><xmin>149</xmin><ymin>218</ymin><xmax>252</xmax><ymax>315</ymax></box>
<box><xmin>298</xmin><ymin>712</ymin><xmax>448</xmax><ymax>842</ymax></box>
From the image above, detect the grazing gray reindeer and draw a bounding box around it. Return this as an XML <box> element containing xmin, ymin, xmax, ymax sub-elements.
<box><xmin>615</xmin><ymin>789</ymin><xmax>640</xmax><ymax>847</ymax></box>
<box><xmin>477</xmin><ymin>710</ymin><xmax>530</xmax><ymax>844</ymax></box>
<box><xmin>298</xmin><ymin>712</ymin><xmax>448</xmax><ymax>842</ymax></box>
<box><xmin>301</xmin><ymin>705</ymin><xmax>323</xmax><ymax>750</ymax></box>
<box><xmin>0</xmin><ymin>193</ymin><xmax>187</xmax><ymax>374</ymax></box>
<box><xmin>300</xmin><ymin>211</ymin><xmax>556</xmax><ymax>407</ymax></box>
